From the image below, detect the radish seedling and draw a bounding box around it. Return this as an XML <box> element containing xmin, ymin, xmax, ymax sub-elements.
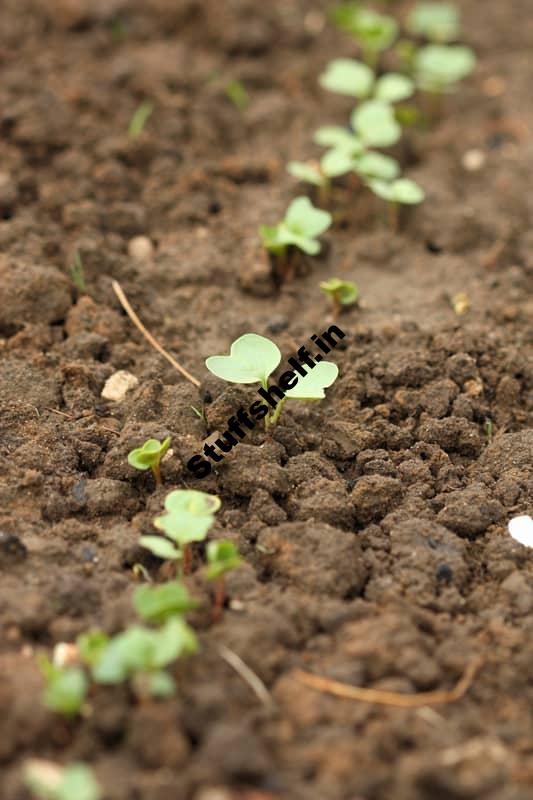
<box><xmin>406</xmin><ymin>2</ymin><xmax>460</xmax><ymax>43</ymax></box>
<box><xmin>128</xmin><ymin>436</ymin><xmax>171</xmax><ymax>487</ymax></box>
<box><xmin>368</xmin><ymin>177</ymin><xmax>425</xmax><ymax>231</ymax></box>
<box><xmin>24</xmin><ymin>761</ymin><xmax>101</xmax><ymax>800</ymax></box>
<box><xmin>206</xmin><ymin>333</ymin><xmax>339</xmax><ymax>427</ymax></box>
<box><xmin>259</xmin><ymin>196</ymin><xmax>332</xmax><ymax>258</ymax></box>
<box><xmin>92</xmin><ymin>617</ymin><xmax>198</xmax><ymax>698</ymax></box>
<box><xmin>320</xmin><ymin>59</ymin><xmax>414</xmax><ymax>103</ymax></box>
<box><xmin>332</xmin><ymin>4</ymin><xmax>398</xmax><ymax>66</ymax></box>
<box><xmin>206</xmin><ymin>539</ymin><xmax>243</xmax><ymax>621</ymax></box>
<box><xmin>225</xmin><ymin>80</ymin><xmax>249</xmax><ymax>110</ymax></box>
<box><xmin>146</xmin><ymin>489</ymin><xmax>221</xmax><ymax>574</ymax></box>
<box><xmin>133</xmin><ymin>580</ymin><xmax>198</xmax><ymax>624</ymax></box>
<box><xmin>351</xmin><ymin>100</ymin><xmax>402</xmax><ymax>147</ymax></box>
<box><xmin>287</xmin><ymin>150</ymin><xmax>356</xmax><ymax>201</ymax></box>
<box><xmin>320</xmin><ymin>278</ymin><xmax>359</xmax><ymax>315</ymax></box>
<box><xmin>128</xmin><ymin>101</ymin><xmax>153</xmax><ymax>139</ymax></box>
<box><xmin>39</xmin><ymin>657</ymin><xmax>87</xmax><ymax>716</ymax></box>
<box><xmin>415</xmin><ymin>44</ymin><xmax>476</xmax><ymax>93</ymax></box>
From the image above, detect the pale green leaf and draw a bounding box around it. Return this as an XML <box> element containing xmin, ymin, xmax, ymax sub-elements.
<box><xmin>285</xmin><ymin>196</ymin><xmax>332</xmax><ymax>238</ymax></box>
<box><xmin>285</xmin><ymin>360</ymin><xmax>339</xmax><ymax>400</ymax></box>
<box><xmin>206</xmin><ymin>333</ymin><xmax>281</xmax><ymax>385</ymax></box>
<box><xmin>351</xmin><ymin>100</ymin><xmax>401</xmax><ymax>147</ymax></box>
<box><xmin>139</xmin><ymin>536</ymin><xmax>182</xmax><ymax>560</ymax></box>
<box><xmin>287</xmin><ymin>161</ymin><xmax>326</xmax><ymax>187</ymax></box>
<box><xmin>319</xmin><ymin>58</ymin><xmax>374</xmax><ymax>98</ymax></box>
<box><xmin>374</xmin><ymin>73</ymin><xmax>414</xmax><ymax>103</ymax></box>
<box><xmin>354</xmin><ymin>152</ymin><xmax>400</xmax><ymax>180</ymax></box>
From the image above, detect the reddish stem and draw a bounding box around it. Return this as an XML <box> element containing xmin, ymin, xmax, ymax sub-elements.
<box><xmin>212</xmin><ymin>578</ymin><xmax>225</xmax><ymax>623</ymax></box>
<box><xmin>151</xmin><ymin>462</ymin><xmax>162</xmax><ymax>487</ymax></box>
<box><xmin>183</xmin><ymin>544</ymin><xmax>192</xmax><ymax>575</ymax></box>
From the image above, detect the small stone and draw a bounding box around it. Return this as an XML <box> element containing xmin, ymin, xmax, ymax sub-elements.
<box><xmin>462</xmin><ymin>149</ymin><xmax>486</xmax><ymax>171</ymax></box>
<box><xmin>101</xmin><ymin>370</ymin><xmax>139</xmax><ymax>402</ymax></box>
<box><xmin>52</xmin><ymin>643</ymin><xmax>80</xmax><ymax>668</ymax></box>
<box><xmin>128</xmin><ymin>235</ymin><xmax>154</xmax><ymax>262</ymax></box>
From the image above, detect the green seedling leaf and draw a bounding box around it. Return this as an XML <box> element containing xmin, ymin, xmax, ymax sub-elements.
<box><xmin>134</xmin><ymin>581</ymin><xmax>198</xmax><ymax>623</ymax></box>
<box><xmin>406</xmin><ymin>2</ymin><xmax>460</xmax><ymax>43</ymax></box>
<box><xmin>206</xmin><ymin>333</ymin><xmax>281</xmax><ymax>386</ymax></box>
<box><xmin>368</xmin><ymin>177</ymin><xmax>425</xmax><ymax>204</ymax></box>
<box><xmin>313</xmin><ymin>126</ymin><xmax>363</xmax><ymax>153</ymax></box>
<box><xmin>285</xmin><ymin>196</ymin><xmax>332</xmax><ymax>237</ymax></box>
<box><xmin>24</xmin><ymin>761</ymin><xmax>101</xmax><ymax>800</ymax></box>
<box><xmin>320</xmin><ymin>278</ymin><xmax>359</xmax><ymax>307</ymax></box>
<box><xmin>40</xmin><ymin>658</ymin><xmax>87</xmax><ymax>716</ymax></box>
<box><xmin>128</xmin><ymin>101</ymin><xmax>154</xmax><ymax>139</ymax></box>
<box><xmin>285</xmin><ymin>361</ymin><xmax>339</xmax><ymax>400</ymax></box>
<box><xmin>287</xmin><ymin>161</ymin><xmax>327</xmax><ymax>187</ymax></box>
<box><xmin>225</xmin><ymin>80</ymin><xmax>249</xmax><ymax>110</ymax></box>
<box><xmin>92</xmin><ymin>618</ymin><xmax>197</xmax><ymax>685</ymax></box>
<box><xmin>354</xmin><ymin>152</ymin><xmax>400</xmax><ymax>180</ymax></box>
<box><xmin>351</xmin><ymin>100</ymin><xmax>401</xmax><ymax>147</ymax></box>
<box><xmin>320</xmin><ymin>148</ymin><xmax>357</xmax><ymax>178</ymax></box>
<box><xmin>128</xmin><ymin>437</ymin><xmax>171</xmax><ymax>471</ymax></box>
<box><xmin>77</xmin><ymin>631</ymin><xmax>109</xmax><ymax>668</ymax></box>
<box><xmin>259</xmin><ymin>197</ymin><xmax>332</xmax><ymax>257</ymax></box>
<box><xmin>374</xmin><ymin>73</ymin><xmax>414</xmax><ymax>103</ymax></box>
<box><xmin>144</xmin><ymin>670</ymin><xmax>176</xmax><ymax>698</ymax></box>
<box><xmin>415</xmin><ymin>44</ymin><xmax>476</xmax><ymax>92</ymax></box>
<box><xmin>70</xmin><ymin>250</ymin><xmax>86</xmax><ymax>293</ymax></box>
<box><xmin>164</xmin><ymin>489</ymin><xmax>221</xmax><ymax>515</ymax></box>
<box><xmin>154</xmin><ymin>489</ymin><xmax>221</xmax><ymax>546</ymax></box>
<box><xmin>319</xmin><ymin>58</ymin><xmax>374</xmax><ymax>98</ymax></box>
<box><xmin>140</xmin><ymin>535</ymin><xmax>182</xmax><ymax>561</ymax></box>
<box><xmin>206</xmin><ymin>540</ymin><xmax>243</xmax><ymax>581</ymax></box>
<box><xmin>332</xmin><ymin>4</ymin><xmax>398</xmax><ymax>57</ymax></box>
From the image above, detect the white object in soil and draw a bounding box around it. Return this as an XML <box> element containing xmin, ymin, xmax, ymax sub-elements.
<box><xmin>508</xmin><ymin>515</ymin><xmax>533</xmax><ymax>548</ymax></box>
<box><xmin>101</xmin><ymin>370</ymin><xmax>139</xmax><ymax>402</ymax></box>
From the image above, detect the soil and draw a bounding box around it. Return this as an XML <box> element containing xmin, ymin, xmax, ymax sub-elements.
<box><xmin>1</xmin><ymin>1</ymin><xmax>532</xmax><ymax>799</ymax></box>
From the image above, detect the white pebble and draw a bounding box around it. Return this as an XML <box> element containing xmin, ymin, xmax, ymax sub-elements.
<box><xmin>53</xmin><ymin>642</ymin><xmax>80</xmax><ymax>668</ymax></box>
<box><xmin>508</xmin><ymin>515</ymin><xmax>533</xmax><ymax>548</ymax></box>
<box><xmin>462</xmin><ymin>149</ymin><xmax>486</xmax><ymax>172</ymax></box>
<box><xmin>128</xmin><ymin>236</ymin><xmax>154</xmax><ymax>262</ymax></box>
<box><xmin>101</xmin><ymin>370</ymin><xmax>139</xmax><ymax>402</ymax></box>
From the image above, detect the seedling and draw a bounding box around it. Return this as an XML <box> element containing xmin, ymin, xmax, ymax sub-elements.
<box><xmin>128</xmin><ymin>436</ymin><xmax>171</xmax><ymax>486</ymax></box>
<box><xmin>133</xmin><ymin>580</ymin><xmax>199</xmax><ymax>624</ymax></box>
<box><xmin>415</xmin><ymin>44</ymin><xmax>476</xmax><ymax>94</ymax></box>
<box><xmin>206</xmin><ymin>333</ymin><xmax>281</xmax><ymax>392</ymax></box>
<box><xmin>270</xmin><ymin>360</ymin><xmax>339</xmax><ymax>425</ymax></box>
<box><xmin>143</xmin><ymin>489</ymin><xmax>221</xmax><ymax>574</ymax></box>
<box><xmin>92</xmin><ymin>617</ymin><xmax>198</xmax><ymax>698</ymax></box>
<box><xmin>225</xmin><ymin>80</ymin><xmax>249</xmax><ymax>110</ymax></box>
<box><xmin>320</xmin><ymin>278</ymin><xmax>359</xmax><ymax>315</ymax></box>
<box><xmin>70</xmin><ymin>250</ymin><xmax>86</xmax><ymax>293</ymax></box>
<box><xmin>332</xmin><ymin>4</ymin><xmax>398</xmax><ymax>66</ymax></box>
<box><xmin>39</xmin><ymin>657</ymin><xmax>87</xmax><ymax>716</ymax></box>
<box><xmin>287</xmin><ymin>151</ymin><xmax>356</xmax><ymax>202</ymax></box>
<box><xmin>406</xmin><ymin>2</ymin><xmax>460</xmax><ymax>43</ymax></box>
<box><xmin>23</xmin><ymin>760</ymin><xmax>101</xmax><ymax>800</ymax></box>
<box><xmin>206</xmin><ymin>539</ymin><xmax>243</xmax><ymax>621</ymax></box>
<box><xmin>368</xmin><ymin>177</ymin><xmax>425</xmax><ymax>231</ymax></box>
<box><xmin>259</xmin><ymin>196</ymin><xmax>332</xmax><ymax>258</ymax></box>
<box><xmin>206</xmin><ymin>333</ymin><xmax>339</xmax><ymax>427</ymax></box>
<box><xmin>354</xmin><ymin>151</ymin><xmax>400</xmax><ymax>181</ymax></box>
<box><xmin>351</xmin><ymin>100</ymin><xmax>402</xmax><ymax>147</ymax></box>
<box><xmin>128</xmin><ymin>101</ymin><xmax>154</xmax><ymax>139</ymax></box>
<box><xmin>320</xmin><ymin>58</ymin><xmax>414</xmax><ymax>103</ymax></box>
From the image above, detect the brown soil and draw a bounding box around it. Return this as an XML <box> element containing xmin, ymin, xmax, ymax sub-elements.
<box><xmin>1</xmin><ymin>1</ymin><xmax>533</xmax><ymax>799</ymax></box>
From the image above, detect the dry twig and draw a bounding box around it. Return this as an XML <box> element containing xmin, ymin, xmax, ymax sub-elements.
<box><xmin>293</xmin><ymin>656</ymin><xmax>482</xmax><ymax>708</ymax></box>
<box><xmin>112</xmin><ymin>280</ymin><xmax>200</xmax><ymax>388</ymax></box>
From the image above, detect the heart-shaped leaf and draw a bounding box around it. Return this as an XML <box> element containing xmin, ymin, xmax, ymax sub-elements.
<box><xmin>374</xmin><ymin>73</ymin><xmax>414</xmax><ymax>103</ymax></box>
<box><xmin>285</xmin><ymin>361</ymin><xmax>339</xmax><ymax>400</ymax></box>
<box><xmin>164</xmin><ymin>489</ymin><xmax>221</xmax><ymax>515</ymax></box>
<box><xmin>285</xmin><ymin>196</ymin><xmax>332</xmax><ymax>238</ymax></box>
<box><xmin>206</xmin><ymin>333</ymin><xmax>281</xmax><ymax>385</ymax></box>
<box><xmin>139</xmin><ymin>536</ymin><xmax>182</xmax><ymax>560</ymax></box>
<box><xmin>287</xmin><ymin>161</ymin><xmax>326</xmax><ymax>187</ymax></box>
<box><xmin>354</xmin><ymin>152</ymin><xmax>400</xmax><ymax>180</ymax></box>
<box><xmin>368</xmin><ymin>177</ymin><xmax>425</xmax><ymax>204</ymax></box>
<box><xmin>319</xmin><ymin>58</ymin><xmax>374</xmax><ymax>98</ymax></box>
<box><xmin>351</xmin><ymin>100</ymin><xmax>401</xmax><ymax>147</ymax></box>
<box><xmin>314</xmin><ymin>126</ymin><xmax>362</xmax><ymax>152</ymax></box>
<box><xmin>320</xmin><ymin>148</ymin><xmax>356</xmax><ymax>178</ymax></box>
